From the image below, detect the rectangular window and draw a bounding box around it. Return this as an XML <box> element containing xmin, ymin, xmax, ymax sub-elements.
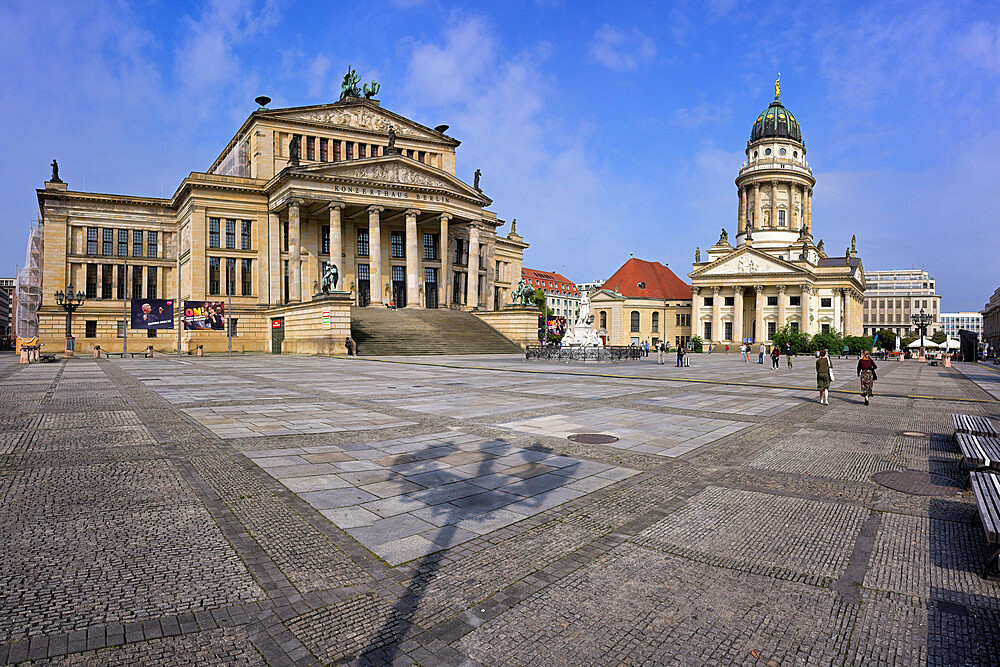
<box><xmin>87</xmin><ymin>227</ymin><xmax>98</xmax><ymax>255</ymax></box>
<box><xmin>724</xmin><ymin>296</ymin><xmax>734</xmax><ymax>306</ymax></box>
<box><xmin>228</xmin><ymin>318</ymin><xmax>238</xmax><ymax>337</ymax></box>
<box><xmin>282</xmin><ymin>220</ymin><xmax>289</xmax><ymax>252</ymax></box>
<box><xmin>332</xmin><ymin>140</ymin><xmax>341</xmax><ymax>161</ymax></box>
<box><xmin>724</xmin><ymin>321</ymin><xmax>733</xmax><ymax>340</ymax></box>
<box><xmin>117</xmin><ymin>229</ymin><xmax>128</xmax><ymax>256</ymax></box>
<box><xmin>424</xmin><ymin>267</ymin><xmax>437</xmax><ymax>285</ymax></box>
<box><xmin>346</xmin><ymin>142</ymin><xmax>354</xmax><ymax>160</ymax></box>
<box><xmin>116</xmin><ymin>265</ymin><xmax>126</xmax><ymax>299</ymax></box>
<box><xmin>101</xmin><ymin>264</ymin><xmax>113</xmax><ymax>299</ymax></box>
<box><xmin>102</xmin><ymin>229</ymin><xmax>113</xmax><ymax>255</ymax></box>
<box><xmin>306</xmin><ymin>136</ymin><xmax>315</xmax><ymax>161</ymax></box>
<box><xmin>241</xmin><ymin>258</ymin><xmax>252</xmax><ymax>296</ymax></box>
<box><xmin>147</xmin><ymin>329</ymin><xmax>157</xmax><ymax>338</ymax></box>
<box><xmin>790</xmin><ymin>321</ymin><xmax>799</xmax><ymax>331</ymax></box>
<box><xmin>418</xmin><ymin>151</ymin><xmax>425</xmax><ymax>163</ymax></box>
<box><xmin>209</xmin><ymin>257</ymin><xmax>220</xmax><ymax>295</ymax></box>
<box><xmin>423</xmin><ymin>233</ymin><xmax>438</xmax><ymax>260</ymax></box>
<box><xmin>132</xmin><ymin>266</ymin><xmax>143</xmax><ymax>299</ymax></box>
<box><xmin>209</xmin><ymin>218</ymin><xmax>220</xmax><ymax>248</ymax></box>
<box><xmin>321</xmin><ymin>225</ymin><xmax>330</xmax><ymax>255</ymax></box>
<box><xmin>226</xmin><ymin>257</ymin><xmax>236</xmax><ymax>295</ymax></box>
<box><xmin>357</xmin><ymin>229</ymin><xmax>370</xmax><ymax>257</ymax></box>
<box><xmin>767</xmin><ymin>296</ymin><xmax>778</xmax><ymax>306</ymax></box>
<box><xmin>85</xmin><ymin>320</ymin><xmax>97</xmax><ymax>338</ymax></box>
<box><xmin>767</xmin><ymin>321</ymin><xmax>777</xmax><ymax>338</ymax></box>
<box><xmin>292</xmin><ymin>134</ymin><xmax>302</xmax><ymax>157</ymax></box>
<box><xmin>789</xmin><ymin>296</ymin><xmax>800</xmax><ymax>306</ymax></box>
<box><xmin>391</xmin><ymin>230</ymin><xmax>405</xmax><ymax>258</ymax></box>
<box><xmin>86</xmin><ymin>264</ymin><xmax>97</xmax><ymax>298</ymax></box>
<box><xmin>371</xmin><ymin>144</ymin><xmax>380</xmax><ymax>157</ymax></box>
<box><xmin>703</xmin><ymin>297</ymin><xmax>713</xmax><ymax>307</ymax></box>
<box><xmin>226</xmin><ymin>219</ymin><xmax>236</xmax><ymax>249</ymax></box>
<box><xmin>147</xmin><ymin>266</ymin><xmax>157</xmax><ymax>299</ymax></box>
<box><xmin>319</xmin><ymin>138</ymin><xmax>328</xmax><ymax>162</ymax></box>
<box><xmin>454</xmin><ymin>239</ymin><xmax>467</xmax><ymax>264</ymax></box>
<box><xmin>359</xmin><ymin>143</ymin><xmax>367</xmax><ymax>158</ymax></box>
<box><xmin>147</xmin><ymin>231</ymin><xmax>158</xmax><ymax>258</ymax></box>
<box><xmin>704</xmin><ymin>321</ymin><xmax>712</xmax><ymax>340</ymax></box>
<box><xmin>778</xmin><ymin>209</ymin><xmax>786</xmax><ymax>226</ymax></box>
<box><xmin>283</xmin><ymin>260</ymin><xmax>289</xmax><ymax>303</ymax></box>
<box><xmin>133</xmin><ymin>229</ymin><xmax>143</xmax><ymax>257</ymax></box>
<box><xmin>822</xmin><ymin>323</ymin><xmax>831</xmax><ymax>334</ymax></box>
<box><xmin>821</xmin><ymin>297</ymin><xmax>832</xmax><ymax>308</ymax></box>
<box><xmin>241</xmin><ymin>221</ymin><xmax>251</xmax><ymax>250</ymax></box>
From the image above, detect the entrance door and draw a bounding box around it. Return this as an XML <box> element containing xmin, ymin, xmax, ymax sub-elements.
<box><xmin>357</xmin><ymin>264</ymin><xmax>370</xmax><ymax>307</ymax></box>
<box><xmin>392</xmin><ymin>266</ymin><xmax>406</xmax><ymax>308</ymax></box>
<box><xmin>271</xmin><ymin>318</ymin><xmax>284</xmax><ymax>354</ymax></box>
<box><xmin>424</xmin><ymin>267</ymin><xmax>438</xmax><ymax>309</ymax></box>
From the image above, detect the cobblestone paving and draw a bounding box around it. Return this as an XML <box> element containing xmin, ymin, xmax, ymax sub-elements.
<box><xmin>1</xmin><ymin>352</ymin><xmax>999</xmax><ymax>665</ymax></box>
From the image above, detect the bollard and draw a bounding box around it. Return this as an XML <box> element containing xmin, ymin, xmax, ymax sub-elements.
<box><xmin>145</xmin><ymin>345</ymin><xmax>154</xmax><ymax>358</ymax></box>
<box><xmin>196</xmin><ymin>345</ymin><xmax>204</xmax><ymax>357</ymax></box>
<box><xmin>30</xmin><ymin>347</ymin><xmax>39</xmax><ymax>363</ymax></box>
<box><xmin>20</xmin><ymin>348</ymin><xmax>29</xmax><ymax>364</ymax></box>
<box><xmin>93</xmin><ymin>345</ymin><xmax>101</xmax><ymax>359</ymax></box>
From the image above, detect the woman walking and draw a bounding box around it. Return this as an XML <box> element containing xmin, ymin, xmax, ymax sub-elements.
<box><xmin>770</xmin><ymin>345</ymin><xmax>780</xmax><ymax>370</ymax></box>
<box><xmin>857</xmin><ymin>350</ymin><xmax>878</xmax><ymax>405</ymax></box>
<box><xmin>816</xmin><ymin>349</ymin><xmax>833</xmax><ymax>404</ymax></box>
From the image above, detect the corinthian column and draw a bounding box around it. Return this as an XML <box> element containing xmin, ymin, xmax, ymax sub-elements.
<box><xmin>328</xmin><ymin>202</ymin><xmax>344</xmax><ymax>275</ymax></box>
<box><xmin>800</xmin><ymin>284</ymin><xmax>811</xmax><ymax>334</ymax></box>
<box><xmin>367</xmin><ymin>206</ymin><xmax>383</xmax><ymax>305</ymax></box>
<box><xmin>777</xmin><ymin>285</ymin><xmax>786</xmax><ymax>332</ymax></box>
<box><xmin>754</xmin><ymin>285</ymin><xmax>765</xmax><ymax>342</ymax></box>
<box><xmin>404</xmin><ymin>208</ymin><xmax>420</xmax><ymax>307</ymax></box>
<box><xmin>288</xmin><ymin>200</ymin><xmax>302</xmax><ymax>302</ymax></box>
<box><xmin>468</xmin><ymin>223</ymin><xmax>481</xmax><ymax>309</ymax></box>
<box><xmin>712</xmin><ymin>286</ymin><xmax>721</xmax><ymax>343</ymax></box>
<box><xmin>769</xmin><ymin>181</ymin><xmax>777</xmax><ymax>229</ymax></box>
<box><xmin>806</xmin><ymin>189</ymin><xmax>813</xmax><ymax>234</ymax></box>
<box><xmin>738</xmin><ymin>187</ymin><xmax>746</xmax><ymax>235</ymax></box>
<box><xmin>691</xmin><ymin>287</ymin><xmax>701</xmax><ymax>339</ymax></box>
<box><xmin>733</xmin><ymin>287</ymin><xmax>744</xmax><ymax>342</ymax></box>
<box><xmin>753</xmin><ymin>183</ymin><xmax>760</xmax><ymax>229</ymax></box>
<box><xmin>439</xmin><ymin>213</ymin><xmax>451</xmax><ymax>308</ymax></box>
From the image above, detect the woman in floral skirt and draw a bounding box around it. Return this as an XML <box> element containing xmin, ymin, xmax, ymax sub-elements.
<box><xmin>856</xmin><ymin>350</ymin><xmax>878</xmax><ymax>405</ymax></box>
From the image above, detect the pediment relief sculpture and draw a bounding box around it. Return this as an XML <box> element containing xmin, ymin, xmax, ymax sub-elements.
<box><xmin>282</xmin><ymin>106</ymin><xmax>435</xmax><ymax>140</ymax></box>
<box><xmin>333</xmin><ymin>162</ymin><xmax>451</xmax><ymax>189</ymax></box>
<box><xmin>699</xmin><ymin>251</ymin><xmax>800</xmax><ymax>276</ymax></box>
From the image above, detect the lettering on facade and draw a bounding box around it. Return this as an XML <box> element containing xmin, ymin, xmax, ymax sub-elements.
<box><xmin>333</xmin><ymin>184</ymin><xmax>450</xmax><ymax>203</ymax></box>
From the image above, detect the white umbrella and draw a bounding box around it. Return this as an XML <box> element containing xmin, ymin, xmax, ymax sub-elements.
<box><xmin>940</xmin><ymin>338</ymin><xmax>960</xmax><ymax>349</ymax></box>
<box><xmin>908</xmin><ymin>339</ymin><xmax>939</xmax><ymax>348</ymax></box>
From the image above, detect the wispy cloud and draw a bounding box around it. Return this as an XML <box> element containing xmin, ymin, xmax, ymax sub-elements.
<box><xmin>672</xmin><ymin>102</ymin><xmax>732</xmax><ymax>130</ymax></box>
<box><xmin>590</xmin><ymin>25</ymin><xmax>656</xmax><ymax>71</ymax></box>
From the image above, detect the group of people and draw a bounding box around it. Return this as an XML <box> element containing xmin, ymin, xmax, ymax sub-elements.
<box><xmin>814</xmin><ymin>348</ymin><xmax>878</xmax><ymax>406</ymax></box>
<box><xmin>738</xmin><ymin>342</ymin><xmax>794</xmax><ymax>370</ymax></box>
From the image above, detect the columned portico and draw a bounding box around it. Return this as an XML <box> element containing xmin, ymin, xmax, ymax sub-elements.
<box><xmin>367</xmin><ymin>206</ymin><xmax>383</xmax><ymax>305</ymax></box>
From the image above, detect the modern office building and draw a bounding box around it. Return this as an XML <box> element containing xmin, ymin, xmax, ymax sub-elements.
<box><xmin>862</xmin><ymin>269</ymin><xmax>941</xmax><ymax>337</ymax></box>
<box><xmin>940</xmin><ymin>312</ymin><xmax>982</xmax><ymax>339</ymax></box>
<box><xmin>575</xmin><ymin>279</ymin><xmax>605</xmax><ymax>295</ymax></box>
<box><xmin>521</xmin><ymin>268</ymin><xmax>580</xmax><ymax>321</ymax></box>
<box><xmin>0</xmin><ymin>277</ymin><xmax>13</xmax><ymax>342</ymax></box>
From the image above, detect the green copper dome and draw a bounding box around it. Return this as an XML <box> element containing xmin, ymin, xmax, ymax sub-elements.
<box><xmin>750</xmin><ymin>99</ymin><xmax>803</xmax><ymax>144</ymax></box>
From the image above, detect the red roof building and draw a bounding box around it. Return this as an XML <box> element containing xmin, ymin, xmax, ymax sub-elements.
<box><xmin>521</xmin><ymin>267</ymin><xmax>580</xmax><ymax>320</ymax></box>
<box><xmin>602</xmin><ymin>258</ymin><xmax>693</xmax><ymax>300</ymax></box>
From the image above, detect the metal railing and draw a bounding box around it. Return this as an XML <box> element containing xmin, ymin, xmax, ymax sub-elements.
<box><xmin>525</xmin><ymin>345</ymin><xmax>643</xmax><ymax>362</ymax></box>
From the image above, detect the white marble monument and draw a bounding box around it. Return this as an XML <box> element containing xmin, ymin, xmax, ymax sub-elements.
<box><xmin>561</xmin><ymin>292</ymin><xmax>602</xmax><ymax>347</ymax></box>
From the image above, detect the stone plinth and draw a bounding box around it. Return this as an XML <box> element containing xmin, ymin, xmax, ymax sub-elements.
<box><xmin>474</xmin><ymin>305</ymin><xmax>539</xmax><ymax>349</ymax></box>
<box><xmin>267</xmin><ymin>292</ymin><xmax>352</xmax><ymax>355</ymax></box>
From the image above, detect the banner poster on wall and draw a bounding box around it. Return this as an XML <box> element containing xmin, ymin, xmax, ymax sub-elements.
<box><xmin>183</xmin><ymin>301</ymin><xmax>226</xmax><ymax>330</ymax></box>
<box><xmin>130</xmin><ymin>299</ymin><xmax>175</xmax><ymax>329</ymax></box>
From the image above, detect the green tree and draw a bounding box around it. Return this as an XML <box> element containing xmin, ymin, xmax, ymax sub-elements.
<box><xmin>873</xmin><ymin>329</ymin><xmax>898</xmax><ymax>350</ymax></box>
<box><xmin>771</xmin><ymin>325</ymin><xmax>812</xmax><ymax>354</ymax></box>
<box><xmin>930</xmin><ymin>329</ymin><xmax>947</xmax><ymax>344</ymax></box>
<box><xmin>843</xmin><ymin>335</ymin><xmax>874</xmax><ymax>355</ymax></box>
<box><xmin>901</xmin><ymin>332</ymin><xmax>919</xmax><ymax>349</ymax></box>
<box><xmin>811</xmin><ymin>328</ymin><xmax>844</xmax><ymax>355</ymax></box>
<box><xmin>531</xmin><ymin>288</ymin><xmax>552</xmax><ymax>318</ymax></box>
<box><xmin>689</xmin><ymin>335</ymin><xmax>704</xmax><ymax>353</ymax></box>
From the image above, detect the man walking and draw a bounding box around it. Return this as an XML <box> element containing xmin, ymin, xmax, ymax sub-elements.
<box><xmin>657</xmin><ymin>341</ymin><xmax>665</xmax><ymax>365</ymax></box>
<box><xmin>759</xmin><ymin>343</ymin><xmax>765</xmax><ymax>364</ymax></box>
<box><xmin>676</xmin><ymin>344</ymin><xmax>685</xmax><ymax>367</ymax></box>
<box><xmin>786</xmin><ymin>342</ymin><xmax>793</xmax><ymax>369</ymax></box>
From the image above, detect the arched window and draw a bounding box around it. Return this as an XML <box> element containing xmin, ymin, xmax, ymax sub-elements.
<box><xmin>651</xmin><ymin>312</ymin><xmax>659</xmax><ymax>333</ymax></box>
<box><xmin>599</xmin><ymin>311</ymin><xmax>607</xmax><ymax>329</ymax></box>
<box><xmin>630</xmin><ymin>311</ymin><xmax>640</xmax><ymax>332</ymax></box>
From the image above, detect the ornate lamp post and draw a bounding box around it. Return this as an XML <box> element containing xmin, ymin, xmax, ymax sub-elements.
<box><xmin>911</xmin><ymin>307</ymin><xmax>933</xmax><ymax>362</ymax></box>
<box><xmin>54</xmin><ymin>285</ymin><xmax>86</xmax><ymax>357</ymax></box>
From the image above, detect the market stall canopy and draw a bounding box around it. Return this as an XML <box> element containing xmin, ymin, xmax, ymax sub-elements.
<box><xmin>908</xmin><ymin>339</ymin><xmax>940</xmax><ymax>348</ymax></box>
<box><xmin>940</xmin><ymin>338</ymin><xmax>960</xmax><ymax>349</ymax></box>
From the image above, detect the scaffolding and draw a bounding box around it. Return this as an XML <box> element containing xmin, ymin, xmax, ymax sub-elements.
<box><xmin>15</xmin><ymin>221</ymin><xmax>42</xmax><ymax>339</ymax></box>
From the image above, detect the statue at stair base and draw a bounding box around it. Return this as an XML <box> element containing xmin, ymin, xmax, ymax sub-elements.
<box><xmin>560</xmin><ymin>292</ymin><xmax>602</xmax><ymax>347</ymax></box>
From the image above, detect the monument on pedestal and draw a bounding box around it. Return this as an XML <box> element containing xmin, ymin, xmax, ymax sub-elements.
<box><xmin>560</xmin><ymin>291</ymin><xmax>602</xmax><ymax>347</ymax></box>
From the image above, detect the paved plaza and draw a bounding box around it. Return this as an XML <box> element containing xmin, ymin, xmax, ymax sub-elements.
<box><xmin>1</xmin><ymin>351</ymin><xmax>1000</xmax><ymax>665</ymax></box>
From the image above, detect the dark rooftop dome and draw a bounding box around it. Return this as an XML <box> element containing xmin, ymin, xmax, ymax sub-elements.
<box><xmin>750</xmin><ymin>99</ymin><xmax>803</xmax><ymax>144</ymax></box>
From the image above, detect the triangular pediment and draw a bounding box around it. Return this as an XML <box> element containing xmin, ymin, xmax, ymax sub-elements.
<box><xmin>289</xmin><ymin>156</ymin><xmax>491</xmax><ymax>205</ymax></box>
<box><xmin>691</xmin><ymin>247</ymin><xmax>805</xmax><ymax>278</ymax></box>
<box><xmin>264</xmin><ymin>99</ymin><xmax>451</xmax><ymax>143</ymax></box>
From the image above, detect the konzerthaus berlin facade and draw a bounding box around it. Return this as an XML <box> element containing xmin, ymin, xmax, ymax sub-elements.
<box><xmin>34</xmin><ymin>94</ymin><xmax>528</xmax><ymax>353</ymax></box>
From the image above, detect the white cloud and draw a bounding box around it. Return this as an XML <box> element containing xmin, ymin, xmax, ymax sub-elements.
<box><xmin>672</xmin><ymin>102</ymin><xmax>732</xmax><ymax>130</ymax></box>
<box><xmin>406</xmin><ymin>17</ymin><xmax>497</xmax><ymax>105</ymax></box>
<box><xmin>590</xmin><ymin>25</ymin><xmax>656</xmax><ymax>71</ymax></box>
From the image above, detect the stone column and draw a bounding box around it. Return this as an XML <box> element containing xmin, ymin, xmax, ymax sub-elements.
<box><xmin>834</xmin><ymin>289</ymin><xmax>842</xmax><ymax>333</ymax></box>
<box><xmin>367</xmin><ymin>206</ymin><xmax>383</xmax><ymax>305</ymax></box>
<box><xmin>691</xmin><ymin>287</ymin><xmax>701</xmax><ymax>340</ymax></box>
<box><xmin>752</xmin><ymin>183</ymin><xmax>760</xmax><ymax>229</ymax></box>
<box><xmin>777</xmin><ymin>284</ymin><xmax>786</xmax><ymax>331</ymax></box>
<box><xmin>405</xmin><ymin>208</ymin><xmax>420</xmax><ymax>307</ymax></box>
<box><xmin>754</xmin><ymin>285</ymin><xmax>765</xmax><ymax>342</ymax></box>
<box><xmin>795</xmin><ymin>185</ymin><xmax>805</xmax><ymax>232</ymax></box>
<box><xmin>468</xmin><ymin>223</ymin><xmax>481</xmax><ymax>309</ymax></box>
<box><xmin>288</xmin><ymin>200</ymin><xmax>302</xmax><ymax>302</ymax></box>
<box><xmin>733</xmin><ymin>287</ymin><xmax>744</xmax><ymax>343</ymax></box>
<box><xmin>439</xmin><ymin>214</ymin><xmax>451</xmax><ymax>308</ymax></box>
<box><xmin>769</xmin><ymin>181</ymin><xmax>777</xmax><ymax>229</ymax></box>
<box><xmin>800</xmin><ymin>285</ymin><xmax>811</xmax><ymax>334</ymax></box>
<box><xmin>738</xmin><ymin>186</ymin><xmax>746</xmax><ymax>235</ymax></box>
<box><xmin>712</xmin><ymin>286</ymin><xmax>721</xmax><ymax>343</ymax></box>
<box><xmin>328</xmin><ymin>202</ymin><xmax>344</xmax><ymax>275</ymax></box>
<box><xmin>485</xmin><ymin>241</ymin><xmax>496</xmax><ymax>311</ymax></box>
<box><xmin>806</xmin><ymin>189</ymin><xmax>813</xmax><ymax>234</ymax></box>
<box><xmin>267</xmin><ymin>211</ymin><xmax>280</xmax><ymax>303</ymax></box>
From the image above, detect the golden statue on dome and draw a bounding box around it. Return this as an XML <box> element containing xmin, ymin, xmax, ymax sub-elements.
<box><xmin>775</xmin><ymin>72</ymin><xmax>781</xmax><ymax>100</ymax></box>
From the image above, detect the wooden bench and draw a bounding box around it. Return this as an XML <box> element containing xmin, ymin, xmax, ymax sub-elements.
<box><xmin>970</xmin><ymin>472</ymin><xmax>1000</xmax><ymax>578</ymax></box>
<box><xmin>102</xmin><ymin>352</ymin><xmax>142</xmax><ymax>359</ymax></box>
<box><xmin>956</xmin><ymin>433</ymin><xmax>1000</xmax><ymax>472</ymax></box>
<box><xmin>952</xmin><ymin>414</ymin><xmax>999</xmax><ymax>438</ymax></box>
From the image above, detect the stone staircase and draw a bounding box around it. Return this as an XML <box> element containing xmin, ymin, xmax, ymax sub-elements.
<box><xmin>350</xmin><ymin>307</ymin><xmax>523</xmax><ymax>356</ymax></box>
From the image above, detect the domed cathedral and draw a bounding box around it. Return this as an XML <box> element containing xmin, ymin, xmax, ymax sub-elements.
<box><xmin>688</xmin><ymin>76</ymin><xmax>865</xmax><ymax>345</ymax></box>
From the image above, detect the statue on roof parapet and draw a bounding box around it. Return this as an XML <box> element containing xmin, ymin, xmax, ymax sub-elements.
<box><xmin>50</xmin><ymin>159</ymin><xmax>62</xmax><ymax>183</ymax></box>
<box><xmin>363</xmin><ymin>80</ymin><xmax>380</xmax><ymax>99</ymax></box>
<box><xmin>474</xmin><ymin>169</ymin><xmax>481</xmax><ymax>191</ymax></box>
<box><xmin>695</xmin><ymin>246</ymin><xmax>701</xmax><ymax>263</ymax></box>
<box><xmin>340</xmin><ymin>65</ymin><xmax>362</xmax><ymax>99</ymax></box>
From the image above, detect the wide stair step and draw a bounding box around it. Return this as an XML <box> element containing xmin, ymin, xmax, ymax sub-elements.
<box><xmin>350</xmin><ymin>307</ymin><xmax>523</xmax><ymax>356</ymax></box>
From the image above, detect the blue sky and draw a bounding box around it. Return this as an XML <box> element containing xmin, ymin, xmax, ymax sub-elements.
<box><xmin>1</xmin><ymin>0</ymin><xmax>998</xmax><ymax>311</ymax></box>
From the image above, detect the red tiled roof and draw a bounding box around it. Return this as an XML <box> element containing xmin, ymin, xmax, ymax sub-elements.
<box><xmin>602</xmin><ymin>258</ymin><xmax>692</xmax><ymax>300</ymax></box>
<box><xmin>521</xmin><ymin>267</ymin><xmax>578</xmax><ymax>295</ymax></box>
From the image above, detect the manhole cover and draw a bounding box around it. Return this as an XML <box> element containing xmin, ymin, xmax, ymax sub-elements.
<box><xmin>900</xmin><ymin>431</ymin><xmax>928</xmax><ymax>438</ymax></box>
<box><xmin>568</xmin><ymin>433</ymin><xmax>620</xmax><ymax>444</ymax></box>
<box><xmin>872</xmin><ymin>470</ymin><xmax>962</xmax><ymax>496</ymax></box>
